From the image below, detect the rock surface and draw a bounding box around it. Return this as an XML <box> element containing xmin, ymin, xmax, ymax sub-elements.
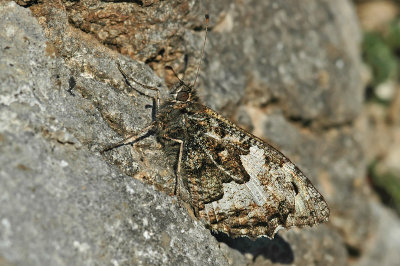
<box><xmin>1</xmin><ymin>0</ymin><xmax>399</xmax><ymax>265</ymax></box>
<box><xmin>0</xmin><ymin>2</ymin><xmax>227</xmax><ymax>265</ymax></box>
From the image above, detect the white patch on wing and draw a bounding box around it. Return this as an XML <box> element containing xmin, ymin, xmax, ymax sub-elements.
<box><xmin>295</xmin><ymin>194</ymin><xmax>307</xmax><ymax>214</ymax></box>
<box><xmin>223</xmin><ymin>134</ymin><xmax>241</xmax><ymax>143</ymax></box>
<box><xmin>205</xmin><ymin>131</ymin><xmax>221</xmax><ymax>140</ymax></box>
<box><xmin>282</xmin><ymin>162</ymin><xmax>309</xmax><ymax>215</ymax></box>
<box><xmin>204</xmin><ymin>180</ymin><xmax>256</xmax><ymax>213</ymax></box>
<box><xmin>240</xmin><ymin>146</ymin><xmax>269</xmax><ymax>206</ymax></box>
<box><xmin>205</xmin><ymin>131</ymin><xmax>241</xmax><ymax>143</ymax></box>
<box><xmin>202</xmin><ymin>145</ymin><xmax>275</xmax><ymax>215</ymax></box>
<box><xmin>201</xmin><ymin>142</ymin><xmax>270</xmax><ymax>212</ymax></box>
<box><xmin>219</xmin><ymin>149</ymin><xmax>229</xmax><ymax>158</ymax></box>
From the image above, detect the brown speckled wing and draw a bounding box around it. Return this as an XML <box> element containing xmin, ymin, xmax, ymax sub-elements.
<box><xmin>181</xmin><ymin>106</ymin><xmax>329</xmax><ymax>239</ymax></box>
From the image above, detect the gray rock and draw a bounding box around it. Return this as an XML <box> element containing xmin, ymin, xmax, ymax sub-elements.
<box><xmin>0</xmin><ymin>2</ymin><xmax>227</xmax><ymax>265</ymax></box>
<box><xmin>354</xmin><ymin>201</ymin><xmax>400</xmax><ymax>266</ymax></box>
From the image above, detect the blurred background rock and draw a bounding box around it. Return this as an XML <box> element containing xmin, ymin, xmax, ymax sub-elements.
<box><xmin>357</xmin><ymin>0</ymin><xmax>400</xmax><ymax>218</ymax></box>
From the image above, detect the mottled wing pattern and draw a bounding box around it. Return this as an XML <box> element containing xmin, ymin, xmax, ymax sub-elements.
<box><xmin>181</xmin><ymin>103</ymin><xmax>329</xmax><ymax>239</ymax></box>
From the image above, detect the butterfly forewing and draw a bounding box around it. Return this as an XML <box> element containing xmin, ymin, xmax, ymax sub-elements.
<box><xmin>173</xmin><ymin>102</ymin><xmax>329</xmax><ymax>238</ymax></box>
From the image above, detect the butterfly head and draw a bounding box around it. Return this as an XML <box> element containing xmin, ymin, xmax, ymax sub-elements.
<box><xmin>170</xmin><ymin>82</ymin><xmax>194</xmax><ymax>103</ymax></box>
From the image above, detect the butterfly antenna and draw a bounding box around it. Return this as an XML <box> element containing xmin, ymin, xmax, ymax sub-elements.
<box><xmin>165</xmin><ymin>66</ymin><xmax>190</xmax><ymax>89</ymax></box>
<box><xmin>192</xmin><ymin>14</ymin><xmax>209</xmax><ymax>89</ymax></box>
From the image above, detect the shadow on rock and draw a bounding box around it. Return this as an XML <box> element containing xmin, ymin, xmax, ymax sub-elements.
<box><xmin>213</xmin><ymin>232</ymin><xmax>294</xmax><ymax>264</ymax></box>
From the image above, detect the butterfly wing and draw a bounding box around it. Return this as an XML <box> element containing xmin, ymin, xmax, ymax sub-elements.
<box><xmin>182</xmin><ymin>104</ymin><xmax>329</xmax><ymax>239</ymax></box>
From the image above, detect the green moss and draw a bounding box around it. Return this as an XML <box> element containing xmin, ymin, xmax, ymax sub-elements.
<box><xmin>369</xmin><ymin>162</ymin><xmax>400</xmax><ymax>215</ymax></box>
<box><xmin>362</xmin><ymin>32</ymin><xmax>398</xmax><ymax>87</ymax></box>
<box><xmin>385</xmin><ymin>18</ymin><xmax>400</xmax><ymax>50</ymax></box>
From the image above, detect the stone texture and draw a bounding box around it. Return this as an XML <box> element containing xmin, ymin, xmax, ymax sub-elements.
<box><xmin>354</xmin><ymin>202</ymin><xmax>400</xmax><ymax>266</ymax></box>
<box><xmin>0</xmin><ymin>2</ymin><xmax>227</xmax><ymax>265</ymax></box>
<box><xmin>1</xmin><ymin>0</ymin><xmax>399</xmax><ymax>265</ymax></box>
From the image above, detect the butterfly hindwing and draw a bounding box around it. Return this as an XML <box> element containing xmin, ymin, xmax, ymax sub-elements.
<box><xmin>179</xmin><ymin>103</ymin><xmax>329</xmax><ymax>238</ymax></box>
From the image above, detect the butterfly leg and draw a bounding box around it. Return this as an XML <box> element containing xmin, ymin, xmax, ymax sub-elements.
<box><xmin>102</xmin><ymin>123</ymin><xmax>156</xmax><ymax>153</ymax></box>
<box><xmin>102</xmin><ymin>62</ymin><xmax>162</xmax><ymax>153</ymax></box>
<box><xmin>117</xmin><ymin>62</ymin><xmax>160</xmax><ymax>116</ymax></box>
<box><xmin>162</xmin><ymin>136</ymin><xmax>184</xmax><ymax>196</ymax></box>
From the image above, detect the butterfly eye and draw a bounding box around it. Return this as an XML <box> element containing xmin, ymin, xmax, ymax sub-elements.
<box><xmin>176</xmin><ymin>91</ymin><xmax>189</xmax><ymax>101</ymax></box>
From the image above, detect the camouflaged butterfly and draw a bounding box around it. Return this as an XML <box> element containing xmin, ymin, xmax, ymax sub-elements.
<box><xmin>103</xmin><ymin>16</ymin><xmax>329</xmax><ymax>239</ymax></box>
